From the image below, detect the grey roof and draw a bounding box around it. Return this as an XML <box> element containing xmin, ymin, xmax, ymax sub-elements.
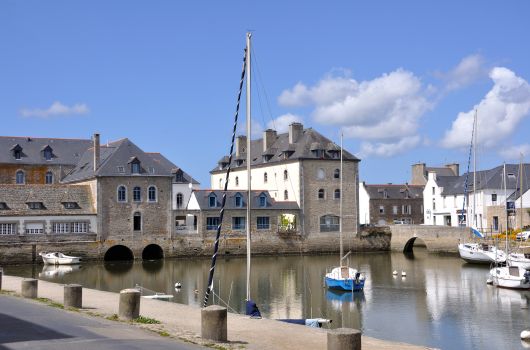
<box><xmin>0</xmin><ymin>136</ymin><xmax>92</xmax><ymax>165</ymax></box>
<box><xmin>365</xmin><ymin>184</ymin><xmax>423</xmax><ymax>199</ymax></box>
<box><xmin>0</xmin><ymin>184</ymin><xmax>95</xmax><ymax>216</ymax></box>
<box><xmin>147</xmin><ymin>153</ymin><xmax>200</xmax><ymax>185</ymax></box>
<box><xmin>192</xmin><ymin>190</ymin><xmax>299</xmax><ymax>210</ymax></box>
<box><xmin>211</xmin><ymin>128</ymin><xmax>359</xmax><ymax>173</ymax></box>
<box><xmin>426</xmin><ymin>166</ymin><xmax>456</xmax><ymax>177</ymax></box>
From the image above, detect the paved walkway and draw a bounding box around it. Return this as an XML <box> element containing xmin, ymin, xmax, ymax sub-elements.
<box><xmin>1</xmin><ymin>275</ymin><xmax>433</xmax><ymax>350</ymax></box>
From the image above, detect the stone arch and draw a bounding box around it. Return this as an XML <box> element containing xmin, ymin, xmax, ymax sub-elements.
<box><xmin>403</xmin><ymin>237</ymin><xmax>427</xmax><ymax>253</ymax></box>
<box><xmin>142</xmin><ymin>244</ymin><xmax>164</xmax><ymax>260</ymax></box>
<box><xmin>104</xmin><ymin>245</ymin><xmax>134</xmax><ymax>261</ymax></box>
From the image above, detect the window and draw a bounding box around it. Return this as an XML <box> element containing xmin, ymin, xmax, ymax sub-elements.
<box><xmin>402</xmin><ymin>205</ymin><xmax>411</xmax><ymax>214</ymax></box>
<box><xmin>317</xmin><ymin>168</ymin><xmax>325</xmax><ymax>180</ymax></box>
<box><xmin>493</xmin><ymin>216</ymin><xmax>499</xmax><ymax>231</ymax></box>
<box><xmin>14</xmin><ymin>150</ymin><xmax>21</xmax><ymax>160</ymax></box>
<box><xmin>232</xmin><ymin>217</ymin><xmax>245</xmax><ymax>230</ymax></box>
<box><xmin>0</xmin><ymin>223</ymin><xmax>16</xmax><ymax>235</ymax></box>
<box><xmin>27</xmin><ymin>202</ymin><xmax>44</xmax><ymax>210</ymax></box>
<box><xmin>264</xmin><ymin>172</ymin><xmax>268</xmax><ymax>183</ymax></box>
<box><xmin>209</xmin><ymin>194</ymin><xmax>217</xmax><ymax>208</ymax></box>
<box><xmin>133</xmin><ymin>212</ymin><xmax>141</xmax><ymax>231</ymax></box>
<box><xmin>432</xmin><ymin>198</ymin><xmax>436</xmax><ymax>210</ymax></box>
<box><xmin>383</xmin><ymin>190</ymin><xmax>388</xmax><ymax>199</ymax></box>
<box><xmin>45</xmin><ymin>171</ymin><xmax>53</xmax><ymax>184</ymax></box>
<box><xmin>43</xmin><ymin>147</ymin><xmax>53</xmax><ymax>161</ymax></box>
<box><xmin>284</xmin><ymin>190</ymin><xmax>289</xmax><ymax>200</ymax></box>
<box><xmin>432</xmin><ymin>187</ymin><xmax>435</xmax><ymax>195</ymax></box>
<box><xmin>117</xmin><ymin>166</ymin><xmax>125</xmax><ymax>173</ymax></box>
<box><xmin>16</xmin><ymin>170</ymin><xmax>25</xmax><ymax>184</ymax></box>
<box><xmin>334</xmin><ymin>169</ymin><xmax>340</xmax><ymax>179</ymax></box>
<box><xmin>175</xmin><ymin>170</ymin><xmax>184</xmax><ymax>182</ymax></box>
<box><xmin>393</xmin><ymin>206</ymin><xmax>398</xmax><ymax>215</ymax></box>
<box><xmin>206</xmin><ymin>217</ymin><xmax>220</xmax><ymax>230</ymax></box>
<box><xmin>219</xmin><ymin>178</ymin><xmax>223</xmax><ymax>189</ymax></box>
<box><xmin>72</xmin><ymin>222</ymin><xmax>88</xmax><ymax>233</ymax></box>
<box><xmin>334</xmin><ymin>189</ymin><xmax>340</xmax><ymax>199</ymax></box>
<box><xmin>176</xmin><ymin>193</ymin><xmax>183</xmax><ymax>208</ymax></box>
<box><xmin>53</xmin><ymin>222</ymin><xmax>70</xmax><ymax>233</ymax></box>
<box><xmin>318</xmin><ymin>189</ymin><xmax>325</xmax><ymax>199</ymax></box>
<box><xmin>492</xmin><ymin>193</ymin><xmax>497</xmax><ymax>204</ymax></box>
<box><xmin>320</xmin><ymin>215</ymin><xmax>340</xmax><ymax>232</ymax></box>
<box><xmin>117</xmin><ymin>186</ymin><xmax>127</xmax><ymax>202</ymax></box>
<box><xmin>235</xmin><ymin>193</ymin><xmax>243</xmax><ymax>207</ymax></box>
<box><xmin>379</xmin><ymin>205</ymin><xmax>384</xmax><ymax>214</ymax></box>
<box><xmin>257</xmin><ymin>217</ymin><xmax>270</xmax><ymax>230</ymax></box>
<box><xmin>25</xmin><ymin>223</ymin><xmax>44</xmax><ymax>234</ymax></box>
<box><xmin>133</xmin><ymin>187</ymin><xmax>141</xmax><ymax>202</ymax></box>
<box><xmin>148</xmin><ymin>186</ymin><xmax>157</xmax><ymax>202</ymax></box>
<box><xmin>63</xmin><ymin>202</ymin><xmax>79</xmax><ymax>209</ymax></box>
<box><xmin>148</xmin><ymin>167</ymin><xmax>155</xmax><ymax>174</ymax></box>
<box><xmin>259</xmin><ymin>194</ymin><xmax>267</xmax><ymax>207</ymax></box>
<box><xmin>284</xmin><ymin>170</ymin><xmax>288</xmax><ymax>180</ymax></box>
<box><xmin>131</xmin><ymin>160</ymin><xmax>141</xmax><ymax>174</ymax></box>
<box><xmin>235</xmin><ymin>177</ymin><xmax>239</xmax><ymax>186</ymax></box>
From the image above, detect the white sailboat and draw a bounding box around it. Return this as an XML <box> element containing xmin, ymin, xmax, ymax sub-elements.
<box><xmin>488</xmin><ymin>266</ymin><xmax>530</xmax><ymax>289</ymax></box>
<box><xmin>39</xmin><ymin>251</ymin><xmax>81</xmax><ymax>265</ymax></box>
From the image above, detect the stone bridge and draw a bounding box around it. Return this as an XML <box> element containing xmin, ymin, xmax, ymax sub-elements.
<box><xmin>390</xmin><ymin>225</ymin><xmax>472</xmax><ymax>253</ymax></box>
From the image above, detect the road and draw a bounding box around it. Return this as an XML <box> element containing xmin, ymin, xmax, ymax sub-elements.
<box><xmin>0</xmin><ymin>295</ymin><xmax>205</xmax><ymax>350</ymax></box>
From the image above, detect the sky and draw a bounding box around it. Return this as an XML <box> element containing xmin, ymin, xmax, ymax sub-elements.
<box><xmin>2</xmin><ymin>1</ymin><xmax>530</xmax><ymax>187</ymax></box>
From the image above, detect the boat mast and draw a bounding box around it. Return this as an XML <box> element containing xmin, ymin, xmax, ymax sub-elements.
<box><xmin>339</xmin><ymin>131</ymin><xmax>344</xmax><ymax>266</ymax></box>
<box><xmin>245</xmin><ymin>32</ymin><xmax>252</xmax><ymax>302</ymax></box>
<box><xmin>520</xmin><ymin>154</ymin><xmax>524</xmax><ymax>231</ymax></box>
<box><xmin>504</xmin><ymin>162</ymin><xmax>508</xmax><ymax>253</ymax></box>
<box><xmin>473</xmin><ymin>110</ymin><xmax>477</xmax><ymax>228</ymax></box>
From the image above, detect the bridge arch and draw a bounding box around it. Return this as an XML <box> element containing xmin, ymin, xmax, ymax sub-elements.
<box><xmin>403</xmin><ymin>237</ymin><xmax>427</xmax><ymax>253</ymax></box>
<box><xmin>142</xmin><ymin>244</ymin><xmax>164</xmax><ymax>260</ymax></box>
<box><xmin>104</xmin><ymin>245</ymin><xmax>134</xmax><ymax>261</ymax></box>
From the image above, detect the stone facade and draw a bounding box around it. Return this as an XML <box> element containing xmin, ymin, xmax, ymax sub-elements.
<box><xmin>0</xmin><ymin>164</ymin><xmax>72</xmax><ymax>185</ymax></box>
<box><xmin>368</xmin><ymin>196</ymin><xmax>423</xmax><ymax>225</ymax></box>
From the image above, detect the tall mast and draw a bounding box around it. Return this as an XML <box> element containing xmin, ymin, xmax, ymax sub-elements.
<box><xmin>245</xmin><ymin>32</ymin><xmax>252</xmax><ymax>302</ymax></box>
<box><xmin>504</xmin><ymin>162</ymin><xmax>508</xmax><ymax>252</ymax></box>
<box><xmin>520</xmin><ymin>154</ymin><xmax>524</xmax><ymax>230</ymax></box>
<box><xmin>473</xmin><ymin>110</ymin><xmax>477</xmax><ymax>228</ymax></box>
<box><xmin>339</xmin><ymin>131</ymin><xmax>344</xmax><ymax>266</ymax></box>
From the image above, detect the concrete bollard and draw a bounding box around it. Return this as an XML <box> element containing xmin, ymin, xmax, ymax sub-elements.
<box><xmin>327</xmin><ymin>328</ymin><xmax>362</xmax><ymax>350</ymax></box>
<box><xmin>21</xmin><ymin>278</ymin><xmax>38</xmax><ymax>299</ymax></box>
<box><xmin>201</xmin><ymin>305</ymin><xmax>227</xmax><ymax>341</ymax></box>
<box><xmin>64</xmin><ymin>284</ymin><xmax>83</xmax><ymax>308</ymax></box>
<box><xmin>119</xmin><ymin>288</ymin><xmax>141</xmax><ymax>320</ymax></box>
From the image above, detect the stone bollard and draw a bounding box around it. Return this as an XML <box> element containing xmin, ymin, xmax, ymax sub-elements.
<box><xmin>201</xmin><ymin>305</ymin><xmax>227</xmax><ymax>341</ymax></box>
<box><xmin>327</xmin><ymin>328</ymin><xmax>362</xmax><ymax>350</ymax></box>
<box><xmin>64</xmin><ymin>284</ymin><xmax>82</xmax><ymax>308</ymax></box>
<box><xmin>21</xmin><ymin>278</ymin><xmax>38</xmax><ymax>299</ymax></box>
<box><xmin>119</xmin><ymin>288</ymin><xmax>141</xmax><ymax>320</ymax></box>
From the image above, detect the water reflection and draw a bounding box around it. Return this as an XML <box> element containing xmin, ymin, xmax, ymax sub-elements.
<box><xmin>5</xmin><ymin>251</ymin><xmax>530</xmax><ymax>350</ymax></box>
<box><xmin>39</xmin><ymin>265</ymin><xmax>81</xmax><ymax>278</ymax></box>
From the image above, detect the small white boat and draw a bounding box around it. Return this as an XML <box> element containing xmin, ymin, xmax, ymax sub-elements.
<box><xmin>508</xmin><ymin>252</ymin><xmax>530</xmax><ymax>270</ymax></box>
<box><xmin>39</xmin><ymin>252</ymin><xmax>81</xmax><ymax>265</ymax></box>
<box><xmin>458</xmin><ymin>243</ymin><xmax>506</xmax><ymax>264</ymax></box>
<box><xmin>489</xmin><ymin>266</ymin><xmax>530</xmax><ymax>289</ymax></box>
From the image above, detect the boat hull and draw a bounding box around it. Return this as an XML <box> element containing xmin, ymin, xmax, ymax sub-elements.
<box><xmin>489</xmin><ymin>266</ymin><xmax>530</xmax><ymax>289</ymax></box>
<box><xmin>39</xmin><ymin>252</ymin><xmax>81</xmax><ymax>265</ymax></box>
<box><xmin>507</xmin><ymin>253</ymin><xmax>530</xmax><ymax>270</ymax></box>
<box><xmin>458</xmin><ymin>243</ymin><xmax>506</xmax><ymax>264</ymax></box>
<box><xmin>325</xmin><ymin>277</ymin><xmax>365</xmax><ymax>291</ymax></box>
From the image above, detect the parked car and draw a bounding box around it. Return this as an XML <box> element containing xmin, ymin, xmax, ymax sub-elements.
<box><xmin>516</xmin><ymin>231</ymin><xmax>530</xmax><ymax>241</ymax></box>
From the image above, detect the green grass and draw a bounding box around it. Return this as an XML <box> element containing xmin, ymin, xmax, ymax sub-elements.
<box><xmin>157</xmin><ymin>330</ymin><xmax>170</xmax><ymax>337</ymax></box>
<box><xmin>133</xmin><ymin>315</ymin><xmax>161</xmax><ymax>324</ymax></box>
<box><xmin>106</xmin><ymin>314</ymin><xmax>119</xmax><ymax>321</ymax></box>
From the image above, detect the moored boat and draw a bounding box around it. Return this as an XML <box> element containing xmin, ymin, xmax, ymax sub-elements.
<box><xmin>39</xmin><ymin>252</ymin><xmax>81</xmax><ymax>265</ymax></box>
<box><xmin>489</xmin><ymin>265</ymin><xmax>530</xmax><ymax>289</ymax></box>
<box><xmin>458</xmin><ymin>242</ymin><xmax>506</xmax><ymax>264</ymax></box>
<box><xmin>325</xmin><ymin>266</ymin><xmax>365</xmax><ymax>291</ymax></box>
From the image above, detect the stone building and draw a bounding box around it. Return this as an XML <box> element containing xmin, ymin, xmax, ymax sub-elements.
<box><xmin>410</xmin><ymin>163</ymin><xmax>459</xmax><ymax>186</ymax></box>
<box><xmin>359</xmin><ymin>183</ymin><xmax>423</xmax><ymax>225</ymax></box>
<box><xmin>210</xmin><ymin>122</ymin><xmax>360</xmax><ymax>236</ymax></box>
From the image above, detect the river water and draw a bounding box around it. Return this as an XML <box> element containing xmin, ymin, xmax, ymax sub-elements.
<box><xmin>5</xmin><ymin>249</ymin><xmax>530</xmax><ymax>350</ymax></box>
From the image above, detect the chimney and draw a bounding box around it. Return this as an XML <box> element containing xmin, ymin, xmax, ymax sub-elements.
<box><xmin>235</xmin><ymin>135</ymin><xmax>247</xmax><ymax>157</ymax></box>
<box><xmin>289</xmin><ymin>122</ymin><xmax>303</xmax><ymax>144</ymax></box>
<box><xmin>93</xmin><ymin>133</ymin><xmax>100</xmax><ymax>171</ymax></box>
<box><xmin>263</xmin><ymin>129</ymin><xmax>277</xmax><ymax>152</ymax></box>
<box><xmin>445</xmin><ymin>163</ymin><xmax>460</xmax><ymax>176</ymax></box>
<box><xmin>410</xmin><ymin>163</ymin><xmax>427</xmax><ymax>186</ymax></box>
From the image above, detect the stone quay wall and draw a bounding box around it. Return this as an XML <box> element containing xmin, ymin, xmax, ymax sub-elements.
<box><xmin>390</xmin><ymin>224</ymin><xmax>471</xmax><ymax>253</ymax></box>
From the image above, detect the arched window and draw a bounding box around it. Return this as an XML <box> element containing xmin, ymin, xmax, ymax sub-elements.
<box><xmin>284</xmin><ymin>170</ymin><xmax>288</xmax><ymax>180</ymax></box>
<box><xmin>176</xmin><ymin>193</ymin><xmax>183</xmax><ymax>208</ymax></box>
<box><xmin>284</xmin><ymin>190</ymin><xmax>289</xmax><ymax>200</ymax></box>
<box><xmin>264</xmin><ymin>172</ymin><xmax>268</xmax><ymax>183</ymax></box>
<box><xmin>133</xmin><ymin>186</ymin><xmax>141</xmax><ymax>202</ymax></box>
<box><xmin>45</xmin><ymin>171</ymin><xmax>53</xmax><ymax>184</ymax></box>
<box><xmin>320</xmin><ymin>215</ymin><xmax>340</xmax><ymax>232</ymax></box>
<box><xmin>148</xmin><ymin>186</ymin><xmax>157</xmax><ymax>202</ymax></box>
<box><xmin>133</xmin><ymin>212</ymin><xmax>142</xmax><ymax>231</ymax></box>
<box><xmin>117</xmin><ymin>185</ymin><xmax>127</xmax><ymax>202</ymax></box>
<box><xmin>318</xmin><ymin>189</ymin><xmax>325</xmax><ymax>199</ymax></box>
<box><xmin>219</xmin><ymin>178</ymin><xmax>223</xmax><ymax>189</ymax></box>
<box><xmin>235</xmin><ymin>176</ymin><xmax>239</xmax><ymax>186</ymax></box>
<box><xmin>317</xmin><ymin>168</ymin><xmax>325</xmax><ymax>180</ymax></box>
<box><xmin>334</xmin><ymin>169</ymin><xmax>340</xmax><ymax>179</ymax></box>
<box><xmin>259</xmin><ymin>193</ymin><xmax>267</xmax><ymax>207</ymax></box>
<box><xmin>334</xmin><ymin>189</ymin><xmax>341</xmax><ymax>199</ymax></box>
<box><xmin>235</xmin><ymin>193</ymin><xmax>243</xmax><ymax>207</ymax></box>
<box><xmin>16</xmin><ymin>170</ymin><xmax>25</xmax><ymax>184</ymax></box>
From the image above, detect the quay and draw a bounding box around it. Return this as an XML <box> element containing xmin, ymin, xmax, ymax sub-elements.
<box><xmin>1</xmin><ymin>275</ymin><xmax>432</xmax><ymax>350</ymax></box>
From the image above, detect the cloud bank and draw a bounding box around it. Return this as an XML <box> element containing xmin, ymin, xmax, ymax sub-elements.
<box><xmin>20</xmin><ymin>101</ymin><xmax>89</xmax><ymax>118</ymax></box>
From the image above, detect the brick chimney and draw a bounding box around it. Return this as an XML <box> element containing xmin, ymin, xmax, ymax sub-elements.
<box><xmin>289</xmin><ymin>122</ymin><xmax>303</xmax><ymax>144</ymax></box>
<box><xmin>445</xmin><ymin>163</ymin><xmax>460</xmax><ymax>176</ymax></box>
<box><xmin>235</xmin><ymin>135</ymin><xmax>247</xmax><ymax>157</ymax></box>
<box><xmin>263</xmin><ymin>129</ymin><xmax>277</xmax><ymax>151</ymax></box>
<box><xmin>93</xmin><ymin>133</ymin><xmax>100</xmax><ymax>171</ymax></box>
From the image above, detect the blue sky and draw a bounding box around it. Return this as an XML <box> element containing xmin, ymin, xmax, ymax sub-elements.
<box><xmin>2</xmin><ymin>1</ymin><xmax>530</xmax><ymax>186</ymax></box>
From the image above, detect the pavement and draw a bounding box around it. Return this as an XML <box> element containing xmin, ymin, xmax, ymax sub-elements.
<box><xmin>1</xmin><ymin>275</ymin><xmax>433</xmax><ymax>350</ymax></box>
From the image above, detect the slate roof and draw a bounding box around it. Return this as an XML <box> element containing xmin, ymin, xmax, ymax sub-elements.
<box><xmin>365</xmin><ymin>184</ymin><xmax>423</xmax><ymax>199</ymax></box>
<box><xmin>192</xmin><ymin>190</ymin><xmax>299</xmax><ymax>210</ymax></box>
<box><xmin>0</xmin><ymin>136</ymin><xmax>92</xmax><ymax>165</ymax></box>
<box><xmin>211</xmin><ymin>128</ymin><xmax>359</xmax><ymax>173</ymax></box>
<box><xmin>147</xmin><ymin>152</ymin><xmax>200</xmax><ymax>185</ymax></box>
<box><xmin>425</xmin><ymin>166</ymin><xmax>456</xmax><ymax>177</ymax></box>
<box><xmin>0</xmin><ymin>184</ymin><xmax>95</xmax><ymax>216</ymax></box>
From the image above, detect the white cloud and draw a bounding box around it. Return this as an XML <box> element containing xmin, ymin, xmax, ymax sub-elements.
<box><xmin>20</xmin><ymin>101</ymin><xmax>89</xmax><ymax>118</ymax></box>
<box><xmin>441</xmin><ymin>67</ymin><xmax>530</xmax><ymax>149</ymax></box>
<box><xmin>357</xmin><ymin>136</ymin><xmax>421</xmax><ymax>158</ymax></box>
<box><xmin>498</xmin><ymin>144</ymin><xmax>530</xmax><ymax>160</ymax></box>
<box><xmin>440</xmin><ymin>54</ymin><xmax>486</xmax><ymax>91</ymax></box>
<box><xmin>267</xmin><ymin>113</ymin><xmax>303</xmax><ymax>133</ymax></box>
<box><xmin>278</xmin><ymin>77</ymin><xmax>358</xmax><ymax>107</ymax></box>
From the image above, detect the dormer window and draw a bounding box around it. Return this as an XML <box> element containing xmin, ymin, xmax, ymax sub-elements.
<box><xmin>236</xmin><ymin>159</ymin><xmax>244</xmax><ymax>166</ymax></box>
<box><xmin>42</xmin><ymin>146</ymin><xmax>53</xmax><ymax>161</ymax></box>
<box><xmin>282</xmin><ymin>151</ymin><xmax>294</xmax><ymax>160</ymax></box>
<box><xmin>27</xmin><ymin>202</ymin><xmax>45</xmax><ymax>210</ymax></box>
<box><xmin>209</xmin><ymin>193</ymin><xmax>217</xmax><ymax>208</ymax></box>
<box><xmin>263</xmin><ymin>155</ymin><xmax>272</xmax><ymax>163</ymax></box>
<box><xmin>62</xmin><ymin>202</ymin><xmax>79</xmax><ymax>209</ymax></box>
<box><xmin>175</xmin><ymin>169</ymin><xmax>184</xmax><ymax>182</ymax></box>
<box><xmin>235</xmin><ymin>193</ymin><xmax>243</xmax><ymax>208</ymax></box>
<box><xmin>128</xmin><ymin>157</ymin><xmax>141</xmax><ymax>174</ymax></box>
<box><xmin>0</xmin><ymin>202</ymin><xmax>9</xmax><ymax>210</ymax></box>
<box><xmin>259</xmin><ymin>194</ymin><xmax>267</xmax><ymax>207</ymax></box>
<box><xmin>11</xmin><ymin>144</ymin><xmax>23</xmax><ymax>160</ymax></box>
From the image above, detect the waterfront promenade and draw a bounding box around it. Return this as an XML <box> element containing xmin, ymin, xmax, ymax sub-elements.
<box><xmin>1</xmin><ymin>275</ymin><xmax>431</xmax><ymax>350</ymax></box>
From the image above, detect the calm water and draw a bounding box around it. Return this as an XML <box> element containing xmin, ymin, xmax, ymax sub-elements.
<box><xmin>5</xmin><ymin>249</ymin><xmax>530</xmax><ymax>350</ymax></box>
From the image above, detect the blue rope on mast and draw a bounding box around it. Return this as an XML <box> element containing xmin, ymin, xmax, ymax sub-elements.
<box><xmin>203</xmin><ymin>48</ymin><xmax>247</xmax><ymax>308</ymax></box>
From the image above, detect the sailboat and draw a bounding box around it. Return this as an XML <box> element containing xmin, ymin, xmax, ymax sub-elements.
<box><xmin>203</xmin><ymin>33</ymin><xmax>330</xmax><ymax>327</ymax></box>
<box><xmin>507</xmin><ymin>157</ymin><xmax>530</xmax><ymax>269</ymax></box>
<box><xmin>324</xmin><ymin>132</ymin><xmax>366</xmax><ymax>292</ymax></box>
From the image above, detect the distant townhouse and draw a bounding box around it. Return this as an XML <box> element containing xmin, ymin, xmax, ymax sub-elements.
<box><xmin>410</xmin><ymin>162</ymin><xmax>459</xmax><ymax>186</ymax></box>
<box><xmin>209</xmin><ymin>123</ymin><xmax>360</xmax><ymax>236</ymax></box>
<box><xmin>359</xmin><ymin>183</ymin><xmax>423</xmax><ymax>225</ymax></box>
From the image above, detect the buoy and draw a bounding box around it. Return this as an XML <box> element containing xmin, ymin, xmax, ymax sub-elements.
<box><xmin>486</xmin><ymin>278</ymin><xmax>493</xmax><ymax>285</ymax></box>
<box><xmin>521</xmin><ymin>329</ymin><xmax>530</xmax><ymax>340</ymax></box>
<box><xmin>175</xmin><ymin>282</ymin><xmax>182</xmax><ymax>289</ymax></box>
<box><xmin>392</xmin><ymin>270</ymin><xmax>398</xmax><ymax>275</ymax></box>
<box><xmin>401</xmin><ymin>271</ymin><xmax>407</xmax><ymax>277</ymax></box>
